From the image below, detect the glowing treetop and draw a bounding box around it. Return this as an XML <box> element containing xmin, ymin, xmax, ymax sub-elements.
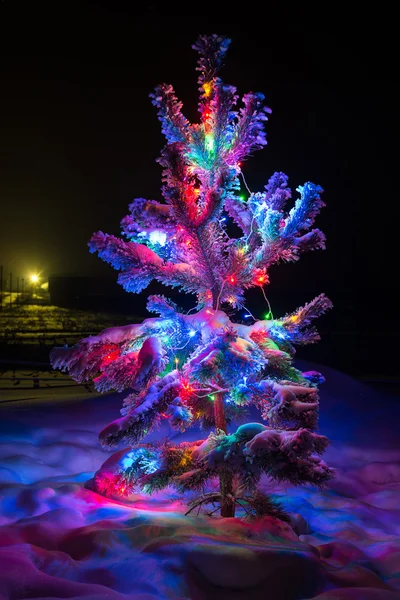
<box><xmin>51</xmin><ymin>35</ymin><xmax>334</xmax><ymax>518</ymax></box>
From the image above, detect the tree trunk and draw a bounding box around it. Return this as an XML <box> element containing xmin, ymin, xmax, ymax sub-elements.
<box><xmin>214</xmin><ymin>389</ymin><xmax>235</xmax><ymax>518</ymax></box>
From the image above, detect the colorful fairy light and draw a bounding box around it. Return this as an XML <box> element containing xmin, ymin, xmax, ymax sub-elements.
<box><xmin>203</xmin><ymin>81</ymin><xmax>212</xmax><ymax>97</ymax></box>
<box><xmin>51</xmin><ymin>34</ymin><xmax>333</xmax><ymax>514</ymax></box>
<box><xmin>205</xmin><ymin>133</ymin><xmax>215</xmax><ymax>152</ymax></box>
<box><xmin>149</xmin><ymin>230</ymin><xmax>167</xmax><ymax>246</ymax></box>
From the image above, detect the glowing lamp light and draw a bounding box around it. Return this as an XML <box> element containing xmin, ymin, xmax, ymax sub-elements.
<box><xmin>228</xmin><ymin>275</ymin><xmax>236</xmax><ymax>284</ymax></box>
<box><xmin>265</xmin><ymin>311</ymin><xmax>273</xmax><ymax>320</ymax></box>
<box><xmin>203</xmin><ymin>81</ymin><xmax>212</xmax><ymax>97</ymax></box>
<box><xmin>205</xmin><ymin>133</ymin><xmax>215</xmax><ymax>152</ymax></box>
<box><xmin>188</xmin><ymin>330</ymin><xmax>196</xmax><ymax>337</ymax></box>
<box><xmin>149</xmin><ymin>230</ymin><xmax>167</xmax><ymax>246</ymax></box>
<box><xmin>30</xmin><ymin>274</ymin><xmax>39</xmax><ymax>283</ymax></box>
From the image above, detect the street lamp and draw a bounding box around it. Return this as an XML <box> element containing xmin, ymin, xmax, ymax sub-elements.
<box><xmin>30</xmin><ymin>273</ymin><xmax>40</xmax><ymax>297</ymax></box>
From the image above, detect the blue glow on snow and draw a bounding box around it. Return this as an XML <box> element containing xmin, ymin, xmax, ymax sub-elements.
<box><xmin>122</xmin><ymin>449</ymin><xmax>161</xmax><ymax>474</ymax></box>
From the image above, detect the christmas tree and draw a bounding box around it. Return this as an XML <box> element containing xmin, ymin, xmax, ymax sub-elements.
<box><xmin>51</xmin><ymin>35</ymin><xmax>334</xmax><ymax>518</ymax></box>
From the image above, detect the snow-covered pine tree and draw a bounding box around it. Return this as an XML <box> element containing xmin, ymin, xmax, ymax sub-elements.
<box><xmin>51</xmin><ymin>35</ymin><xmax>334</xmax><ymax>518</ymax></box>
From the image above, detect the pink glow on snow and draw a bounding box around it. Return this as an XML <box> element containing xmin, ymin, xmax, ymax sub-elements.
<box><xmin>0</xmin><ymin>363</ymin><xmax>399</xmax><ymax>599</ymax></box>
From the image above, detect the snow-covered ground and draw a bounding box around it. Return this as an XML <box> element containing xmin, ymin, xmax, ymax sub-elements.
<box><xmin>0</xmin><ymin>361</ymin><xmax>399</xmax><ymax>599</ymax></box>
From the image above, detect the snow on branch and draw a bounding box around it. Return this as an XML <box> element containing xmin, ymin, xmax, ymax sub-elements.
<box><xmin>89</xmin><ymin>232</ymin><xmax>163</xmax><ymax>271</ymax></box>
<box><xmin>121</xmin><ymin>198</ymin><xmax>174</xmax><ymax>239</ymax></box>
<box><xmin>149</xmin><ymin>83</ymin><xmax>190</xmax><ymax>144</ymax></box>
<box><xmin>284</xmin><ymin>182</ymin><xmax>325</xmax><ymax>237</ymax></box>
<box><xmin>277</xmin><ymin>293</ymin><xmax>333</xmax><ymax>345</ymax></box>
<box><xmin>192</xmin><ymin>34</ymin><xmax>231</xmax><ymax>88</ymax></box>
<box><xmin>99</xmin><ymin>372</ymin><xmax>182</xmax><ymax>448</ymax></box>
<box><xmin>255</xmin><ymin>380</ymin><xmax>320</xmax><ymax>430</ymax></box>
<box><xmin>228</xmin><ymin>92</ymin><xmax>271</xmax><ymax>164</ymax></box>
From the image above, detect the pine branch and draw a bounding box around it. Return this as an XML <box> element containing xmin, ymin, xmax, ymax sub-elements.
<box><xmin>192</xmin><ymin>34</ymin><xmax>231</xmax><ymax>87</ymax></box>
<box><xmin>150</xmin><ymin>83</ymin><xmax>190</xmax><ymax>144</ymax></box>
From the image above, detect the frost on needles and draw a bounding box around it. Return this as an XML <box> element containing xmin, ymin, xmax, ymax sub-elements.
<box><xmin>51</xmin><ymin>34</ymin><xmax>334</xmax><ymax>518</ymax></box>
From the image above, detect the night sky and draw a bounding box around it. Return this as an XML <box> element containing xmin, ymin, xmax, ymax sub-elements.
<box><xmin>1</xmin><ymin>3</ymin><xmax>398</xmax><ymax>376</ymax></box>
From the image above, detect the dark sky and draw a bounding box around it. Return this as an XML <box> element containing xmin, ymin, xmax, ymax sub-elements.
<box><xmin>0</xmin><ymin>2</ymin><xmax>398</xmax><ymax>374</ymax></box>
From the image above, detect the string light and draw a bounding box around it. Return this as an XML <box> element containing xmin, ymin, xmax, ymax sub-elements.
<box><xmin>240</xmin><ymin>304</ymin><xmax>257</xmax><ymax>321</ymax></box>
<box><xmin>261</xmin><ymin>286</ymin><xmax>274</xmax><ymax>320</ymax></box>
<box><xmin>203</xmin><ymin>81</ymin><xmax>212</xmax><ymax>97</ymax></box>
<box><xmin>240</xmin><ymin>170</ymin><xmax>252</xmax><ymax>194</ymax></box>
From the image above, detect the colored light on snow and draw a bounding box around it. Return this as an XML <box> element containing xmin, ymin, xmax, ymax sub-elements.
<box><xmin>121</xmin><ymin>456</ymin><xmax>134</xmax><ymax>469</ymax></box>
<box><xmin>149</xmin><ymin>230</ymin><xmax>167</xmax><ymax>246</ymax></box>
<box><xmin>274</xmin><ymin>329</ymin><xmax>286</xmax><ymax>339</ymax></box>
